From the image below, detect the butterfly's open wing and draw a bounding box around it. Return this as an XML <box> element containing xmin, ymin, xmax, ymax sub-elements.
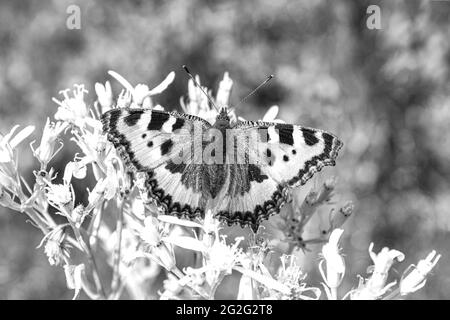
<box><xmin>102</xmin><ymin>108</ymin><xmax>211</xmax><ymax>218</ymax></box>
<box><xmin>214</xmin><ymin>120</ymin><xmax>343</xmax><ymax>231</ymax></box>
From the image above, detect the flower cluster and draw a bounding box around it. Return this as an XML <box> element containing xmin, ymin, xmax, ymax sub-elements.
<box><xmin>0</xmin><ymin>71</ymin><xmax>440</xmax><ymax>300</ymax></box>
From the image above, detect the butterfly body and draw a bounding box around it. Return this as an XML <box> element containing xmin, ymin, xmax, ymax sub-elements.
<box><xmin>102</xmin><ymin>106</ymin><xmax>342</xmax><ymax>232</ymax></box>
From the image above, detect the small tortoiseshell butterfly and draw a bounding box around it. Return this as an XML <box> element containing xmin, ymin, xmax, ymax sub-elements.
<box><xmin>102</xmin><ymin>74</ymin><xmax>342</xmax><ymax>232</ymax></box>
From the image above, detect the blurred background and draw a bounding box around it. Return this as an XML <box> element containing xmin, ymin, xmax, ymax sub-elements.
<box><xmin>0</xmin><ymin>0</ymin><xmax>449</xmax><ymax>299</ymax></box>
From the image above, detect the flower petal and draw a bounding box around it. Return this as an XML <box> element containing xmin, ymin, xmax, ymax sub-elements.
<box><xmin>108</xmin><ymin>70</ymin><xmax>134</xmax><ymax>92</ymax></box>
<box><xmin>162</xmin><ymin>235</ymin><xmax>206</xmax><ymax>253</ymax></box>
<box><xmin>234</xmin><ymin>266</ymin><xmax>290</xmax><ymax>295</ymax></box>
<box><xmin>9</xmin><ymin>125</ymin><xmax>35</xmax><ymax>148</ymax></box>
<box><xmin>158</xmin><ymin>215</ymin><xmax>204</xmax><ymax>229</ymax></box>
<box><xmin>148</xmin><ymin>71</ymin><xmax>175</xmax><ymax>96</ymax></box>
<box><xmin>262</xmin><ymin>105</ymin><xmax>279</xmax><ymax>122</ymax></box>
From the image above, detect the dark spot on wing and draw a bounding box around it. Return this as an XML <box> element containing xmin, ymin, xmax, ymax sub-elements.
<box><xmin>142</xmin><ymin>133</ymin><xmax>147</xmax><ymax>139</ymax></box>
<box><xmin>165</xmin><ymin>160</ymin><xmax>186</xmax><ymax>174</ymax></box>
<box><xmin>292</xmin><ymin>149</ymin><xmax>297</xmax><ymax>155</ymax></box>
<box><xmin>172</xmin><ymin>118</ymin><xmax>185</xmax><ymax>131</ymax></box>
<box><xmin>301</xmin><ymin>128</ymin><xmax>319</xmax><ymax>146</ymax></box>
<box><xmin>248</xmin><ymin>164</ymin><xmax>269</xmax><ymax>183</ymax></box>
<box><xmin>275</xmin><ymin>124</ymin><xmax>294</xmax><ymax>146</ymax></box>
<box><xmin>148</xmin><ymin>111</ymin><xmax>170</xmax><ymax>131</ymax></box>
<box><xmin>147</xmin><ymin>141</ymin><xmax>153</xmax><ymax>148</ymax></box>
<box><xmin>266</xmin><ymin>148</ymin><xmax>275</xmax><ymax>166</ymax></box>
<box><xmin>322</xmin><ymin>132</ymin><xmax>334</xmax><ymax>154</ymax></box>
<box><xmin>124</xmin><ymin>109</ymin><xmax>144</xmax><ymax>127</ymax></box>
<box><xmin>161</xmin><ymin>139</ymin><xmax>173</xmax><ymax>155</ymax></box>
<box><xmin>283</xmin><ymin>155</ymin><xmax>289</xmax><ymax>162</ymax></box>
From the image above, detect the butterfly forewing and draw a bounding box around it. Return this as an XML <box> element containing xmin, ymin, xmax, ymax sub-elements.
<box><xmin>102</xmin><ymin>108</ymin><xmax>210</xmax><ymax>218</ymax></box>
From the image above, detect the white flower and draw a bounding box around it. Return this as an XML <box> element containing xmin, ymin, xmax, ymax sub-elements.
<box><xmin>168</xmin><ymin>230</ymin><xmax>245</xmax><ymax>297</ymax></box>
<box><xmin>178</xmin><ymin>267</ymin><xmax>209</xmax><ymax>298</ymax></box>
<box><xmin>351</xmin><ymin>243</ymin><xmax>404</xmax><ymax>300</ymax></box>
<box><xmin>95</xmin><ymin>81</ymin><xmax>113</xmax><ymax>111</ymax></box>
<box><xmin>278</xmin><ymin>255</ymin><xmax>305</xmax><ymax>286</ymax></box>
<box><xmin>203</xmin><ymin>210</ymin><xmax>221</xmax><ymax>237</ymax></box>
<box><xmin>271</xmin><ymin>255</ymin><xmax>321</xmax><ymax>300</ymax></box>
<box><xmin>215</xmin><ymin>72</ymin><xmax>233</xmax><ymax>107</ymax></box>
<box><xmin>131</xmin><ymin>216</ymin><xmax>176</xmax><ymax>271</ymax></box>
<box><xmin>64</xmin><ymin>160</ymin><xmax>87</xmax><ymax>182</ymax></box>
<box><xmin>38</xmin><ymin>226</ymin><xmax>71</xmax><ymax>266</ymax></box>
<box><xmin>160</xmin><ymin>273</ymin><xmax>192</xmax><ymax>300</ymax></box>
<box><xmin>31</xmin><ymin>118</ymin><xmax>66</xmax><ymax>167</ymax></box>
<box><xmin>139</xmin><ymin>216</ymin><xmax>162</xmax><ymax>246</ymax></box>
<box><xmin>133</xmin><ymin>84</ymin><xmax>152</xmax><ymax>107</ymax></box>
<box><xmin>46</xmin><ymin>183</ymin><xmax>73</xmax><ymax>209</ymax></box>
<box><xmin>116</xmin><ymin>89</ymin><xmax>132</xmax><ymax>109</ymax></box>
<box><xmin>70</xmin><ymin>127</ymin><xmax>109</xmax><ymax>167</ymax></box>
<box><xmin>0</xmin><ymin>125</ymin><xmax>35</xmax><ymax>176</ymax></box>
<box><xmin>262</xmin><ymin>105</ymin><xmax>285</xmax><ymax>123</ymax></box>
<box><xmin>131</xmin><ymin>198</ymin><xmax>146</xmax><ymax>220</ymax></box>
<box><xmin>86</xmin><ymin>175</ymin><xmax>117</xmax><ymax>212</ymax></box>
<box><xmin>53</xmin><ymin>85</ymin><xmax>92</xmax><ymax>128</ymax></box>
<box><xmin>237</xmin><ymin>257</ymin><xmax>258</xmax><ymax>300</ymax></box>
<box><xmin>71</xmin><ymin>204</ymin><xmax>87</xmax><ymax>228</ymax></box>
<box><xmin>181</xmin><ymin>74</ymin><xmax>220</xmax><ymax>124</ymax></box>
<box><xmin>207</xmin><ymin>236</ymin><xmax>244</xmax><ymax>275</ymax></box>
<box><xmin>45</xmin><ymin>170</ymin><xmax>75</xmax><ymax>213</ymax></box>
<box><xmin>400</xmin><ymin>250</ymin><xmax>441</xmax><ymax>296</ymax></box>
<box><xmin>108</xmin><ymin>70</ymin><xmax>175</xmax><ymax>107</ymax></box>
<box><xmin>63</xmin><ymin>264</ymin><xmax>86</xmax><ymax>300</ymax></box>
<box><xmin>367</xmin><ymin>243</ymin><xmax>404</xmax><ymax>289</ymax></box>
<box><xmin>319</xmin><ymin>228</ymin><xmax>345</xmax><ymax>291</ymax></box>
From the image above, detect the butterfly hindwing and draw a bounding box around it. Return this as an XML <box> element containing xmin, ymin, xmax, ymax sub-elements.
<box><xmin>214</xmin><ymin>120</ymin><xmax>343</xmax><ymax>231</ymax></box>
<box><xmin>101</xmin><ymin>108</ymin><xmax>211</xmax><ymax>218</ymax></box>
<box><xmin>213</xmin><ymin>164</ymin><xmax>288</xmax><ymax>232</ymax></box>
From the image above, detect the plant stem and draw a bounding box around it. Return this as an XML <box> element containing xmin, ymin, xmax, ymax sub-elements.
<box><xmin>68</xmin><ymin>218</ymin><xmax>106</xmax><ymax>299</ymax></box>
<box><xmin>23</xmin><ymin>208</ymin><xmax>50</xmax><ymax>234</ymax></box>
<box><xmin>110</xmin><ymin>199</ymin><xmax>125</xmax><ymax>299</ymax></box>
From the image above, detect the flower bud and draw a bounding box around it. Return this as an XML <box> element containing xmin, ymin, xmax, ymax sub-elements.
<box><xmin>319</xmin><ymin>229</ymin><xmax>345</xmax><ymax>290</ymax></box>
<box><xmin>95</xmin><ymin>81</ymin><xmax>113</xmax><ymax>111</ymax></box>
<box><xmin>133</xmin><ymin>84</ymin><xmax>151</xmax><ymax>106</ymax></box>
<box><xmin>45</xmin><ymin>182</ymin><xmax>74</xmax><ymax>212</ymax></box>
<box><xmin>39</xmin><ymin>227</ymin><xmax>71</xmax><ymax>266</ymax></box>
<box><xmin>400</xmin><ymin>250</ymin><xmax>441</xmax><ymax>296</ymax></box>
<box><xmin>32</xmin><ymin>118</ymin><xmax>66</xmax><ymax>166</ymax></box>
<box><xmin>330</xmin><ymin>201</ymin><xmax>354</xmax><ymax>229</ymax></box>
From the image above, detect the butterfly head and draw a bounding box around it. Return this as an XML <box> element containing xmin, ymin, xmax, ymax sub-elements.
<box><xmin>217</xmin><ymin>106</ymin><xmax>230</xmax><ymax>121</ymax></box>
<box><xmin>214</xmin><ymin>107</ymin><xmax>231</xmax><ymax>128</ymax></box>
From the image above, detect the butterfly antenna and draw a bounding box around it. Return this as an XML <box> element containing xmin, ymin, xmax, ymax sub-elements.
<box><xmin>233</xmin><ymin>74</ymin><xmax>274</xmax><ymax>109</ymax></box>
<box><xmin>182</xmin><ymin>65</ymin><xmax>220</xmax><ymax>111</ymax></box>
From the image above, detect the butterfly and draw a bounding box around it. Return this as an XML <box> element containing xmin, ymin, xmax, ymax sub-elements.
<box><xmin>101</xmin><ymin>102</ymin><xmax>342</xmax><ymax>233</ymax></box>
